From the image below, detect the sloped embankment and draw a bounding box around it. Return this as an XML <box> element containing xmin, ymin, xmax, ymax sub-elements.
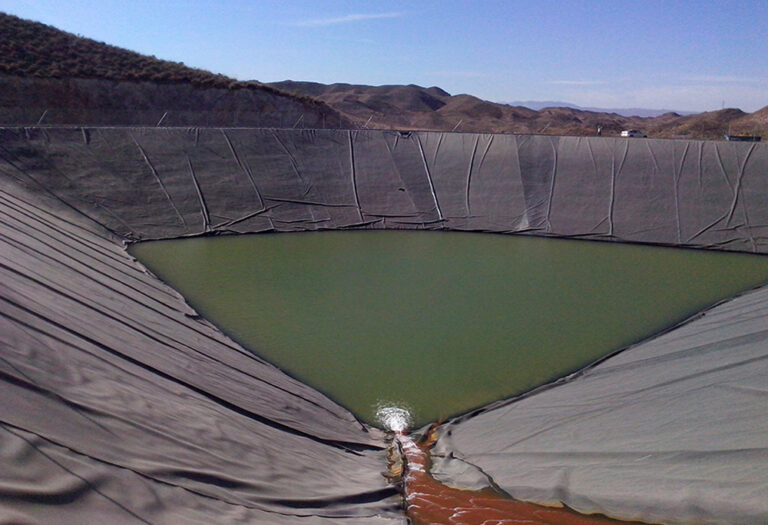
<box><xmin>0</xmin><ymin>74</ymin><xmax>351</xmax><ymax>128</ymax></box>
<box><xmin>0</xmin><ymin>12</ymin><xmax>350</xmax><ymax>128</ymax></box>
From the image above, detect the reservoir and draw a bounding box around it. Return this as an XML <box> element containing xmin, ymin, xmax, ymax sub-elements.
<box><xmin>130</xmin><ymin>231</ymin><xmax>768</xmax><ymax>428</ymax></box>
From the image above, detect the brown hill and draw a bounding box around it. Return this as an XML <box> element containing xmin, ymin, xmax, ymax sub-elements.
<box><xmin>643</xmin><ymin>108</ymin><xmax>746</xmax><ymax>139</ymax></box>
<box><xmin>731</xmin><ymin>106</ymin><xmax>768</xmax><ymax>133</ymax></box>
<box><xmin>272</xmin><ymin>81</ymin><xmax>449</xmax><ymax>113</ymax></box>
<box><xmin>271</xmin><ymin>81</ymin><xmax>451</xmax><ymax>129</ymax></box>
<box><xmin>0</xmin><ymin>12</ymin><xmax>350</xmax><ymax>127</ymax></box>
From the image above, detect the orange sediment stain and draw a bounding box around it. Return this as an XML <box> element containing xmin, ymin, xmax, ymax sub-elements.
<box><xmin>395</xmin><ymin>427</ymin><xmax>647</xmax><ymax>525</ymax></box>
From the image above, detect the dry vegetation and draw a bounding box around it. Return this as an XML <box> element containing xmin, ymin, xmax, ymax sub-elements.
<box><xmin>0</xmin><ymin>12</ymin><xmax>301</xmax><ymax>98</ymax></box>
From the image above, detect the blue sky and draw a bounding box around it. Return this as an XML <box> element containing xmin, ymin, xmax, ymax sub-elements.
<box><xmin>3</xmin><ymin>0</ymin><xmax>767</xmax><ymax>112</ymax></box>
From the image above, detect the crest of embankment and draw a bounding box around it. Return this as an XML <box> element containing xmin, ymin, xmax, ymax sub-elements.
<box><xmin>0</xmin><ymin>127</ymin><xmax>767</xmax><ymax>523</ymax></box>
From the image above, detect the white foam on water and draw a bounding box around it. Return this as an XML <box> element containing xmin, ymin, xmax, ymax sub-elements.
<box><xmin>375</xmin><ymin>403</ymin><xmax>413</xmax><ymax>432</ymax></box>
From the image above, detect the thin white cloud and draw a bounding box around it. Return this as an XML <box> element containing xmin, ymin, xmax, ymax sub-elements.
<box><xmin>547</xmin><ymin>80</ymin><xmax>606</xmax><ymax>86</ymax></box>
<box><xmin>292</xmin><ymin>12</ymin><xmax>403</xmax><ymax>27</ymax></box>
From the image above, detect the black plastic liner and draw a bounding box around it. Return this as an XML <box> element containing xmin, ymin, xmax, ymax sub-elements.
<box><xmin>1</xmin><ymin>127</ymin><xmax>766</xmax><ymax>523</ymax></box>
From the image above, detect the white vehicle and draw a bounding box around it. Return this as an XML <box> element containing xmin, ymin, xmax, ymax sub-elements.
<box><xmin>620</xmin><ymin>129</ymin><xmax>647</xmax><ymax>138</ymax></box>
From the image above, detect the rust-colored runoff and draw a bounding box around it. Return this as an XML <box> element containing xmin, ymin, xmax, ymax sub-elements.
<box><xmin>394</xmin><ymin>425</ymin><xmax>649</xmax><ymax>525</ymax></box>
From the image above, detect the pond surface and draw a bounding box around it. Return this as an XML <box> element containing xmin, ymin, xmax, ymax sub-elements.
<box><xmin>130</xmin><ymin>231</ymin><xmax>768</xmax><ymax>428</ymax></box>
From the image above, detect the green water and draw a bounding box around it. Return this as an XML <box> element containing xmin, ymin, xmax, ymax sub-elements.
<box><xmin>130</xmin><ymin>231</ymin><xmax>768</xmax><ymax>428</ymax></box>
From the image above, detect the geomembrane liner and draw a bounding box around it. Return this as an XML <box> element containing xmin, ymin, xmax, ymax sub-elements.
<box><xmin>1</xmin><ymin>127</ymin><xmax>767</xmax><ymax>523</ymax></box>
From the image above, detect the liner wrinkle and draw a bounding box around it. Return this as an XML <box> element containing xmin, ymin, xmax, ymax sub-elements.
<box><xmin>185</xmin><ymin>156</ymin><xmax>210</xmax><ymax>232</ymax></box>
<box><xmin>129</xmin><ymin>133</ymin><xmax>186</xmax><ymax>228</ymax></box>
<box><xmin>416</xmin><ymin>134</ymin><xmax>444</xmax><ymax>223</ymax></box>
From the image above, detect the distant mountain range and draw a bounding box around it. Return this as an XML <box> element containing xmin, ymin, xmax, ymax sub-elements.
<box><xmin>271</xmin><ymin>81</ymin><xmax>766</xmax><ymax>140</ymax></box>
<box><xmin>504</xmin><ymin>101</ymin><xmax>698</xmax><ymax>118</ymax></box>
